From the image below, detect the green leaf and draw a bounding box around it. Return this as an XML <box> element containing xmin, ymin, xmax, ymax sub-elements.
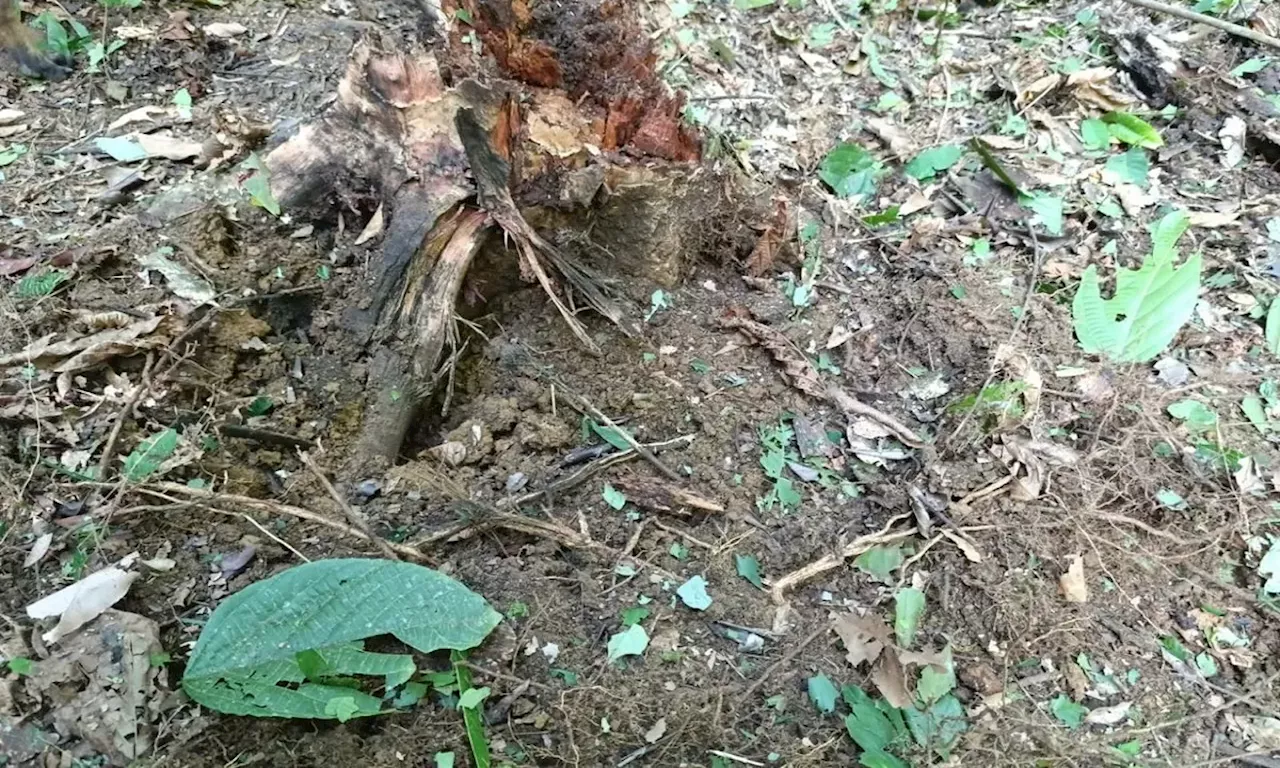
<box><xmin>1080</xmin><ymin>118</ymin><xmax>1111</xmax><ymax>151</ymax></box>
<box><xmin>602</xmin><ymin>483</ymin><xmax>627</xmax><ymax>510</ymax></box>
<box><xmin>1103</xmin><ymin>147</ymin><xmax>1149</xmax><ymax>187</ymax></box>
<box><xmin>1155</xmin><ymin>488</ymin><xmax>1186</xmax><ymax>509</ymax></box>
<box><xmin>859</xmin><ymin>752</ymin><xmax>910</xmax><ymax>768</ymax></box>
<box><xmin>904</xmin><ymin>694</ymin><xmax>967</xmax><ymax>755</ymax></box>
<box><xmin>807</xmin><ymin>22</ymin><xmax>837</xmax><ymax>48</ymax></box>
<box><xmin>734</xmin><ymin>0</ymin><xmax>775</xmax><ymax>9</ymax></box>
<box><xmin>240</xmin><ymin>152</ymin><xmax>281</xmax><ymax>216</ymax></box>
<box><xmin>1231</xmin><ymin>57</ymin><xmax>1270</xmax><ymax>77</ymax></box>
<box><xmin>607</xmin><ymin>624</ymin><xmax>649</xmax><ymax>661</ymax></box>
<box><xmin>893</xmin><ymin>588</ymin><xmax>925</xmax><ymax>648</ymax></box>
<box><xmin>7</xmin><ymin>658</ymin><xmax>33</xmax><ymax>676</ymax></box>
<box><xmin>862</xmin><ymin>206</ymin><xmax>900</xmax><ymax>227</ymax></box>
<box><xmin>1242</xmin><ymin>397</ymin><xmax>1269</xmax><ymax>433</ymax></box>
<box><xmin>916</xmin><ymin>647</ymin><xmax>957</xmax><ymax>705</ymax></box>
<box><xmin>620</xmin><ymin>606</ymin><xmax>649</xmax><ymax>626</ymax></box>
<box><xmin>453</xmin><ymin>652</ymin><xmax>491</xmax><ymax>768</ymax></box>
<box><xmin>736</xmin><ymin>554</ymin><xmax>764</xmax><ymax>589</ymax></box>
<box><xmin>1050</xmin><ymin>694</ymin><xmax>1086</xmax><ymax>729</ymax></box>
<box><xmin>1024</xmin><ymin>193</ymin><xmax>1064</xmax><ymax>235</ymax></box>
<box><xmin>855</xmin><ymin>544</ymin><xmax>904</xmax><ymax>584</ymax></box>
<box><xmin>1194</xmin><ymin>651</ymin><xmax>1218</xmax><ymax>677</ymax></box>
<box><xmin>1167</xmin><ymin>399</ymin><xmax>1218</xmax><ymax>431</ymax></box>
<box><xmin>15</xmin><ymin>269</ymin><xmax>68</xmax><ymax>298</ymax></box>
<box><xmin>842</xmin><ymin>686</ymin><xmax>900</xmax><ymax>753</ymax></box>
<box><xmin>0</xmin><ymin>143</ymin><xmax>27</xmax><ymax>167</ymax></box>
<box><xmin>589</xmin><ymin>420</ymin><xmax>634</xmax><ymax>451</ymax></box>
<box><xmin>1257</xmin><ymin>541</ymin><xmax>1280</xmax><ymax>593</ymax></box>
<box><xmin>819</xmin><ymin>142</ymin><xmax>881</xmax><ymax>200</ymax></box>
<box><xmin>1266</xmin><ymin>298</ymin><xmax>1280</xmax><ymax>356</ymax></box>
<box><xmin>173</xmin><ymin>88</ymin><xmax>193</xmax><ymax>119</ymax></box>
<box><xmin>807</xmin><ymin>673</ymin><xmax>839</xmax><ymax>714</ymax></box>
<box><xmin>181</xmin><ymin>559</ymin><xmax>501</xmax><ymax>718</ymax></box>
<box><xmin>1072</xmin><ymin>210</ymin><xmax>1200</xmax><ymax>362</ymax></box>
<box><xmin>676</xmin><ymin>575</ymin><xmax>713</xmax><ymax>610</ymax></box>
<box><xmin>122</xmin><ymin>428</ymin><xmax>179</xmax><ymax>482</ymax></box>
<box><xmin>435</xmin><ymin>753</ymin><xmax>456</xmax><ymax>768</ymax></box>
<box><xmin>95</xmin><ymin>136</ymin><xmax>148</xmax><ymax>162</ymax></box>
<box><xmin>904</xmin><ymin>145</ymin><xmax>963</xmax><ymax>181</ymax></box>
<box><xmin>1102</xmin><ymin>112</ymin><xmax>1163</xmax><ymax>148</ymax></box>
<box><xmin>458</xmin><ymin>686</ymin><xmax>491</xmax><ymax>709</ymax></box>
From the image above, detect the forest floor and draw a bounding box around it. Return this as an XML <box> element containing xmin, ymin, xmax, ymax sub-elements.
<box><xmin>4</xmin><ymin>0</ymin><xmax>1280</xmax><ymax>765</ymax></box>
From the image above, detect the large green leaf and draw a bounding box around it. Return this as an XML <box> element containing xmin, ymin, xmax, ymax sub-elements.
<box><xmin>182</xmin><ymin>559</ymin><xmax>502</xmax><ymax>719</ymax></box>
<box><xmin>1072</xmin><ymin>210</ymin><xmax>1200</xmax><ymax>363</ymax></box>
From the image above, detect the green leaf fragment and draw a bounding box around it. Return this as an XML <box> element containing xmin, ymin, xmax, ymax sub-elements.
<box><xmin>819</xmin><ymin>142</ymin><xmax>881</xmax><ymax>200</ymax></box>
<box><xmin>855</xmin><ymin>544</ymin><xmax>904</xmax><ymax>584</ymax></box>
<box><xmin>735</xmin><ymin>554</ymin><xmax>764</xmax><ymax>588</ymax></box>
<box><xmin>602</xmin><ymin>483</ymin><xmax>627</xmax><ymax>510</ymax></box>
<box><xmin>1167</xmin><ymin>399</ymin><xmax>1218</xmax><ymax>431</ymax></box>
<box><xmin>95</xmin><ymin>136</ymin><xmax>148</xmax><ymax>162</ymax></box>
<box><xmin>1103</xmin><ymin>147</ymin><xmax>1149</xmax><ymax>187</ymax></box>
<box><xmin>240</xmin><ymin>152</ymin><xmax>281</xmax><ymax>216</ymax></box>
<box><xmin>904</xmin><ymin>145</ymin><xmax>963</xmax><ymax>181</ymax></box>
<box><xmin>807</xmin><ymin>673</ymin><xmax>839</xmax><ymax>713</ymax></box>
<box><xmin>607</xmin><ymin>624</ymin><xmax>649</xmax><ymax>661</ymax></box>
<box><xmin>1072</xmin><ymin>210</ymin><xmax>1200</xmax><ymax>363</ymax></box>
<box><xmin>1102</xmin><ymin>111</ymin><xmax>1163</xmax><ymax>149</ymax></box>
<box><xmin>123</xmin><ymin>428</ymin><xmax>179</xmax><ymax>482</ymax></box>
<box><xmin>676</xmin><ymin>575</ymin><xmax>713</xmax><ymax>610</ymax></box>
<box><xmin>1024</xmin><ymin>193</ymin><xmax>1064</xmax><ymax>235</ymax></box>
<box><xmin>1050</xmin><ymin>694</ymin><xmax>1086</xmax><ymax>729</ymax></box>
<box><xmin>1266</xmin><ymin>298</ymin><xmax>1280</xmax><ymax>356</ymax></box>
<box><xmin>893</xmin><ymin>588</ymin><xmax>925</xmax><ymax>649</ymax></box>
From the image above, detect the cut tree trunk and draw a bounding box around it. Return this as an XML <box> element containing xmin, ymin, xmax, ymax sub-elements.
<box><xmin>251</xmin><ymin>0</ymin><xmax>739</xmax><ymax>477</ymax></box>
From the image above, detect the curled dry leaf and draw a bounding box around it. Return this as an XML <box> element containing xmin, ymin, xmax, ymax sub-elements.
<box><xmin>203</xmin><ymin>21</ymin><xmax>247</xmax><ymax>37</ymax></box>
<box><xmin>23</xmin><ymin>532</ymin><xmax>53</xmax><ymax>567</ymax></box>
<box><xmin>744</xmin><ymin>199</ymin><xmax>791</xmax><ymax>277</ymax></box>
<box><xmin>719</xmin><ymin>310</ymin><xmax>824</xmax><ymax>398</ymax></box>
<box><xmin>1085</xmin><ymin>701</ymin><xmax>1132</xmax><ymax>726</ymax></box>
<box><xmin>1060</xmin><ymin>554</ymin><xmax>1088</xmax><ymax>603</ymax></box>
<box><xmin>644</xmin><ymin>717</ymin><xmax>667</xmax><ymax>743</ymax></box>
<box><xmin>27</xmin><ymin>565</ymin><xmax>140</xmax><ymax>643</ymax></box>
<box><xmin>353</xmin><ymin>203</ymin><xmax>385</xmax><ymax>246</ymax></box>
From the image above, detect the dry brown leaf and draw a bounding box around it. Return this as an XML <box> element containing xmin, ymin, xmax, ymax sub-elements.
<box><xmin>870</xmin><ymin>648</ymin><xmax>911</xmax><ymax>708</ymax></box>
<box><xmin>135</xmin><ymin>133</ymin><xmax>203</xmax><ymax>160</ymax></box>
<box><xmin>940</xmin><ymin>529</ymin><xmax>983</xmax><ymax>562</ymax></box>
<box><xmin>744</xmin><ymin>199</ymin><xmax>790</xmax><ymax>277</ymax></box>
<box><xmin>1060</xmin><ymin>554</ymin><xmax>1088</xmax><ymax>603</ymax></box>
<box><xmin>719</xmin><ymin>311</ymin><xmax>824</xmax><ymax>398</ymax></box>
<box><xmin>832</xmin><ymin>613</ymin><xmax>889</xmax><ymax>667</ymax></box>
<box><xmin>864</xmin><ymin>116</ymin><xmax>914</xmax><ymax>159</ymax></box>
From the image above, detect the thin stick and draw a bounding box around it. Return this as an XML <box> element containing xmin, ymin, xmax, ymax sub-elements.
<box><xmin>299</xmin><ymin>450</ymin><xmax>400</xmax><ymax>560</ymax></box>
<box><xmin>558</xmin><ymin>385</ymin><xmax>682</xmax><ymax>482</ymax></box>
<box><xmin>96</xmin><ymin>352</ymin><xmax>155</xmax><ymax>480</ymax></box>
<box><xmin>239</xmin><ymin>512</ymin><xmax>310</xmax><ymax>562</ymax></box>
<box><xmin>131</xmin><ymin>485</ymin><xmax>429</xmax><ymax>561</ymax></box>
<box><xmin>1118</xmin><ymin>0</ymin><xmax>1280</xmax><ymax>51</ymax></box>
<box><xmin>740</xmin><ymin>623</ymin><xmax>829</xmax><ymax>701</ymax></box>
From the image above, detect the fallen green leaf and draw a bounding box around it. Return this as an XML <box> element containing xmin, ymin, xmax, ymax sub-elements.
<box><xmin>182</xmin><ymin>559</ymin><xmax>501</xmax><ymax>719</ymax></box>
<box><xmin>1050</xmin><ymin>694</ymin><xmax>1086</xmax><ymax>729</ymax></box>
<box><xmin>602</xmin><ymin>483</ymin><xmax>627</xmax><ymax>510</ymax></box>
<box><xmin>894</xmin><ymin>588</ymin><xmax>925</xmax><ymax>648</ymax></box>
<box><xmin>808</xmin><ymin>673</ymin><xmax>839</xmax><ymax>714</ymax></box>
<box><xmin>904</xmin><ymin>145</ymin><xmax>963</xmax><ymax>182</ymax></box>
<box><xmin>122</xmin><ymin>428</ymin><xmax>179</xmax><ymax>482</ymax></box>
<box><xmin>819</xmin><ymin>142</ymin><xmax>881</xmax><ymax>200</ymax></box>
<box><xmin>676</xmin><ymin>575</ymin><xmax>713</xmax><ymax>610</ymax></box>
<box><xmin>607</xmin><ymin>624</ymin><xmax>649</xmax><ymax>661</ymax></box>
<box><xmin>1073</xmin><ymin>209</ymin><xmax>1200</xmax><ymax>362</ymax></box>
<box><xmin>1103</xmin><ymin>111</ymin><xmax>1163</xmax><ymax>149</ymax></box>
<box><xmin>855</xmin><ymin>544</ymin><xmax>905</xmax><ymax>584</ymax></box>
<box><xmin>736</xmin><ymin>554</ymin><xmax>764</xmax><ymax>589</ymax></box>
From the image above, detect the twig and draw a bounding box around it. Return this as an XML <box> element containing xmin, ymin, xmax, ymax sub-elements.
<box><xmin>96</xmin><ymin>352</ymin><xmax>155</xmax><ymax>481</ymax></box>
<box><xmin>1118</xmin><ymin>0</ymin><xmax>1280</xmax><ymax>51</ymax></box>
<box><xmin>499</xmin><ymin>435</ymin><xmax>695</xmax><ymax>509</ymax></box>
<box><xmin>770</xmin><ymin>515</ymin><xmax>917</xmax><ymax>604</ymax></box>
<box><xmin>239</xmin><ymin>512</ymin><xmax>310</xmax><ymax>562</ymax></box>
<box><xmin>556</xmin><ymin>385</ymin><xmax>682</xmax><ymax>482</ymax></box>
<box><xmin>740</xmin><ymin>623</ymin><xmax>829</xmax><ymax>701</ymax></box>
<box><xmin>299</xmin><ymin>450</ymin><xmax>400</xmax><ymax>560</ymax></box>
<box><xmin>826</xmin><ymin>385</ymin><xmax>925</xmax><ymax>448</ymax></box>
<box><xmin>127</xmin><ymin>484</ymin><xmax>429</xmax><ymax>561</ymax></box>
